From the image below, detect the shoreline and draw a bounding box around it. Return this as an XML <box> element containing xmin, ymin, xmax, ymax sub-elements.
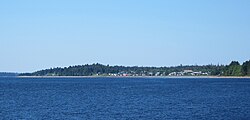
<box><xmin>17</xmin><ymin>76</ymin><xmax>250</xmax><ymax>79</ymax></box>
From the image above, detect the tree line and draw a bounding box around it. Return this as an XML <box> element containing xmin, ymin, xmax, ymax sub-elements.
<box><xmin>223</xmin><ymin>60</ymin><xmax>250</xmax><ymax>76</ymax></box>
<box><xmin>0</xmin><ymin>72</ymin><xmax>18</xmax><ymax>77</ymax></box>
<box><xmin>19</xmin><ymin>60</ymin><xmax>250</xmax><ymax>76</ymax></box>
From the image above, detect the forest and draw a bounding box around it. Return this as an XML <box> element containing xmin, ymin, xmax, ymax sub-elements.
<box><xmin>19</xmin><ymin>60</ymin><xmax>250</xmax><ymax>76</ymax></box>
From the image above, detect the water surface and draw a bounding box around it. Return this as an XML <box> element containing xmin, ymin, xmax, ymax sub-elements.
<box><xmin>1</xmin><ymin>77</ymin><xmax>250</xmax><ymax>119</ymax></box>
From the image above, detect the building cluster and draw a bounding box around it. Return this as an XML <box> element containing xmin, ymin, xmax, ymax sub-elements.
<box><xmin>102</xmin><ymin>70</ymin><xmax>209</xmax><ymax>76</ymax></box>
<box><xmin>168</xmin><ymin>70</ymin><xmax>209</xmax><ymax>76</ymax></box>
<box><xmin>106</xmin><ymin>71</ymin><xmax>166</xmax><ymax>76</ymax></box>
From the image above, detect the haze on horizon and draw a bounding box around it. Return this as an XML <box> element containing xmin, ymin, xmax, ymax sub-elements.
<box><xmin>1</xmin><ymin>0</ymin><xmax>250</xmax><ymax>73</ymax></box>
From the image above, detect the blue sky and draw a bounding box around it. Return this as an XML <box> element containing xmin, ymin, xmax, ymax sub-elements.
<box><xmin>1</xmin><ymin>0</ymin><xmax>250</xmax><ymax>72</ymax></box>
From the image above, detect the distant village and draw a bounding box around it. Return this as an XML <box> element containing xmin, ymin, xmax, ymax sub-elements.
<box><xmin>20</xmin><ymin>60</ymin><xmax>250</xmax><ymax>77</ymax></box>
<box><xmin>168</xmin><ymin>70</ymin><xmax>209</xmax><ymax>76</ymax></box>
<box><xmin>105</xmin><ymin>70</ymin><xmax>209</xmax><ymax>77</ymax></box>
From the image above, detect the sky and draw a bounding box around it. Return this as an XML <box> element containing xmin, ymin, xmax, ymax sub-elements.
<box><xmin>0</xmin><ymin>0</ymin><xmax>250</xmax><ymax>72</ymax></box>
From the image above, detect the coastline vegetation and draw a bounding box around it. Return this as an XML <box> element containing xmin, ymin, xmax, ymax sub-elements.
<box><xmin>0</xmin><ymin>72</ymin><xmax>18</xmax><ymax>77</ymax></box>
<box><xmin>19</xmin><ymin>60</ymin><xmax>250</xmax><ymax>77</ymax></box>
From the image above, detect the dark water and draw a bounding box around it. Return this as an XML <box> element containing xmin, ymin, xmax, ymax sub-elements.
<box><xmin>1</xmin><ymin>77</ymin><xmax>250</xmax><ymax>120</ymax></box>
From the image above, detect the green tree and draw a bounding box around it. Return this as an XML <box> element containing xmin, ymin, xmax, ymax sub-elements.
<box><xmin>224</xmin><ymin>61</ymin><xmax>242</xmax><ymax>76</ymax></box>
<box><xmin>242</xmin><ymin>60</ymin><xmax>250</xmax><ymax>76</ymax></box>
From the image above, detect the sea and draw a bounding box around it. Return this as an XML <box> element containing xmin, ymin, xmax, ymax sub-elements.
<box><xmin>0</xmin><ymin>77</ymin><xmax>250</xmax><ymax>120</ymax></box>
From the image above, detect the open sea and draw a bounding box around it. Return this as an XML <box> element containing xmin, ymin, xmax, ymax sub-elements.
<box><xmin>0</xmin><ymin>77</ymin><xmax>250</xmax><ymax>120</ymax></box>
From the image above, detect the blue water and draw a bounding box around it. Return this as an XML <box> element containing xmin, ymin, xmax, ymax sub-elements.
<box><xmin>1</xmin><ymin>77</ymin><xmax>250</xmax><ymax>120</ymax></box>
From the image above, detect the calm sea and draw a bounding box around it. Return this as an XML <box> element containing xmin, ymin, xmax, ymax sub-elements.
<box><xmin>1</xmin><ymin>77</ymin><xmax>250</xmax><ymax>120</ymax></box>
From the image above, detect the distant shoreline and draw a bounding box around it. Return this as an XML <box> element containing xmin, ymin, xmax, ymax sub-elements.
<box><xmin>17</xmin><ymin>76</ymin><xmax>250</xmax><ymax>79</ymax></box>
